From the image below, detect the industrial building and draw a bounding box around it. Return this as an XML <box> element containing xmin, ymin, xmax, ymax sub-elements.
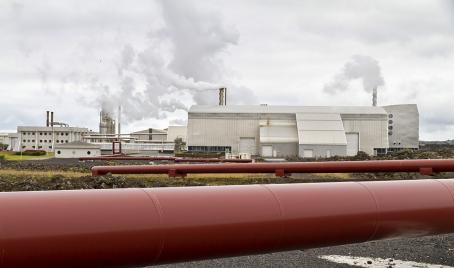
<box><xmin>55</xmin><ymin>141</ymin><xmax>101</xmax><ymax>158</ymax></box>
<box><xmin>17</xmin><ymin>111</ymin><xmax>89</xmax><ymax>152</ymax></box>
<box><xmin>187</xmin><ymin>104</ymin><xmax>419</xmax><ymax>158</ymax></box>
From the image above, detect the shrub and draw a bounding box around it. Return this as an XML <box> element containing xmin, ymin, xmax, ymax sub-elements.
<box><xmin>15</xmin><ymin>150</ymin><xmax>47</xmax><ymax>156</ymax></box>
<box><xmin>0</xmin><ymin>143</ymin><xmax>7</xmax><ymax>150</ymax></box>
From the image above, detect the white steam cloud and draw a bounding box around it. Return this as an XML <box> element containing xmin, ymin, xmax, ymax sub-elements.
<box><xmin>324</xmin><ymin>55</ymin><xmax>385</xmax><ymax>94</ymax></box>
<box><xmin>96</xmin><ymin>0</ymin><xmax>256</xmax><ymax>122</ymax></box>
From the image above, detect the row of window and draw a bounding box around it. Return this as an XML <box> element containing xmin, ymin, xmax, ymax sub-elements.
<box><xmin>188</xmin><ymin>146</ymin><xmax>232</xmax><ymax>153</ymax></box>
<box><xmin>22</xmin><ymin>146</ymin><xmax>52</xmax><ymax>149</ymax></box>
<box><xmin>22</xmin><ymin>140</ymin><xmax>69</xmax><ymax>143</ymax></box>
<box><xmin>22</xmin><ymin>132</ymin><xmax>70</xmax><ymax>136</ymax></box>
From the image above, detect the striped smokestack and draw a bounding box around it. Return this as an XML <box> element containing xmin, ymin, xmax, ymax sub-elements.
<box><xmin>372</xmin><ymin>87</ymin><xmax>377</xmax><ymax>106</ymax></box>
<box><xmin>46</xmin><ymin>111</ymin><xmax>50</xmax><ymax>127</ymax></box>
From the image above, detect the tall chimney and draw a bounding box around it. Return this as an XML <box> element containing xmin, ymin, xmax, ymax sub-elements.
<box><xmin>50</xmin><ymin>111</ymin><xmax>54</xmax><ymax>127</ymax></box>
<box><xmin>117</xmin><ymin>105</ymin><xmax>121</xmax><ymax>139</ymax></box>
<box><xmin>46</xmin><ymin>111</ymin><xmax>50</xmax><ymax>127</ymax></box>
<box><xmin>219</xmin><ymin>88</ymin><xmax>226</xmax><ymax>106</ymax></box>
<box><xmin>372</xmin><ymin>87</ymin><xmax>377</xmax><ymax>107</ymax></box>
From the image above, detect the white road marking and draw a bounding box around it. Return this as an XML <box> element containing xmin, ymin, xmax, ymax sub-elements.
<box><xmin>319</xmin><ymin>255</ymin><xmax>453</xmax><ymax>268</ymax></box>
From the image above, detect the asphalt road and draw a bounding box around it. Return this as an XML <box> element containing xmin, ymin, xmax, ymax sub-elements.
<box><xmin>152</xmin><ymin>234</ymin><xmax>454</xmax><ymax>267</ymax></box>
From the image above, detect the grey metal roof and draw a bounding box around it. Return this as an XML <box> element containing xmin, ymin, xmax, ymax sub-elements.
<box><xmin>189</xmin><ymin>105</ymin><xmax>388</xmax><ymax>115</ymax></box>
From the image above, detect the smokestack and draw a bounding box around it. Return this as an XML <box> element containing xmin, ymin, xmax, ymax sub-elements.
<box><xmin>46</xmin><ymin>111</ymin><xmax>50</xmax><ymax>127</ymax></box>
<box><xmin>50</xmin><ymin>111</ymin><xmax>54</xmax><ymax>127</ymax></box>
<box><xmin>219</xmin><ymin>88</ymin><xmax>226</xmax><ymax>106</ymax></box>
<box><xmin>117</xmin><ymin>106</ymin><xmax>121</xmax><ymax>139</ymax></box>
<box><xmin>372</xmin><ymin>87</ymin><xmax>377</xmax><ymax>106</ymax></box>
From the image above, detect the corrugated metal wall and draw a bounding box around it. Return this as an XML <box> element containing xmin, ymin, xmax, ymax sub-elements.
<box><xmin>187</xmin><ymin>117</ymin><xmax>260</xmax><ymax>154</ymax></box>
<box><xmin>342</xmin><ymin>115</ymin><xmax>388</xmax><ymax>155</ymax></box>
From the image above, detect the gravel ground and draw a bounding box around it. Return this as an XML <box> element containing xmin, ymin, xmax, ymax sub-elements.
<box><xmin>153</xmin><ymin>234</ymin><xmax>454</xmax><ymax>267</ymax></box>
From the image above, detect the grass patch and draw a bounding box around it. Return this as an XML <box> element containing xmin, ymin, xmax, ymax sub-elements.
<box><xmin>0</xmin><ymin>151</ymin><xmax>54</xmax><ymax>161</ymax></box>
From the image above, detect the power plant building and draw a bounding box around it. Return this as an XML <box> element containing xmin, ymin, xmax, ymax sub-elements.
<box><xmin>187</xmin><ymin>104</ymin><xmax>418</xmax><ymax>158</ymax></box>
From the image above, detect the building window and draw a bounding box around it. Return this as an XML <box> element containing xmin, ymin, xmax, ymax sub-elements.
<box><xmin>40</xmin><ymin>140</ymin><xmax>43</xmax><ymax>143</ymax></box>
<box><xmin>388</xmin><ymin>120</ymin><xmax>393</xmax><ymax>124</ymax></box>
<box><xmin>188</xmin><ymin>146</ymin><xmax>232</xmax><ymax>153</ymax></box>
<box><xmin>65</xmin><ymin>140</ymin><xmax>68</xmax><ymax>143</ymax></box>
<box><xmin>375</xmin><ymin>148</ymin><xmax>387</xmax><ymax>155</ymax></box>
<box><xmin>49</xmin><ymin>146</ymin><xmax>52</xmax><ymax>149</ymax></box>
<box><xmin>32</xmin><ymin>146</ymin><xmax>35</xmax><ymax>149</ymax></box>
<box><xmin>23</xmin><ymin>139</ymin><xmax>26</xmax><ymax>142</ymax></box>
<box><xmin>388</xmin><ymin>131</ymin><xmax>393</xmax><ymax>136</ymax></box>
<box><xmin>27</xmin><ymin>140</ymin><xmax>30</xmax><ymax>142</ymax></box>
<box><xmin>87</xmin><ymin>151</ymin><xmax>91</xmax><ymax>155</ymax></box>
<box><xmin>44</xmin><ymin>133</ymin><xmax>47</xmax><ymax>136</ymax></box>
<box><xmin>38</xmin><ymin>146</ymin><xmax>42</xmax><ymax>149</ymax></box>
<box><xmin>57</xmin><ymin>150</ymin><xmax>61</xmax><ymax>155</ymax></box>
<box><xmin>389</xmin><ymin>114</ymin><xmax>393</xmax><ymax>118</ymax></box>
<box><xmin>66</xmin><ymin>133</ymin><xmax>69</xmax><ymax>136</ymax></box>
<box><xmin>388</xmin><ymin>126</ymin><xmax>393</xmax><ymax>130</ymax></box>
<box><xmin>32</xmin><ymin>140</ymin><xmax>35</xmax><ymax>142</ymax></box>
<box><xmin>40</xmin><ymin>133</ymin><xmax>42</xmax><ymax>135</ymax></box>
<box><xmin>56</xmin><ymin>140</ymin><xmax>59</xmax><ymax>143</ymax></box>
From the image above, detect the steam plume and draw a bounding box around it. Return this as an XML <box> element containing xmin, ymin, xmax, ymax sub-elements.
<box><xmin>324</xmin><ymin>55</ymin><xmax>385</xmax><ymax>94</ymax></box>
<box><xmin>96</xmin><ymin>0</ymin><xmax>256</xmax><ymax>122</ymax></box>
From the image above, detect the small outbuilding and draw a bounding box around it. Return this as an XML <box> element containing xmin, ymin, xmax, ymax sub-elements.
<box><xmin>55</xmin><ymin>141</ymin><xmax>101</xmax><ymax>158</ymax></box>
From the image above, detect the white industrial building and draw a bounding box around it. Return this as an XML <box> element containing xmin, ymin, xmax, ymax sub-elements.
<box><xmin>187</xmin><ymin>104</ymin><xmax>419</xmax><ymax>158</ymax></box>
<box><xmin>18</xmin><ymin>126</ymin><xmax>89</xmax><ymax>152</ymax></box>
<box><xmin>55</xmin><ymin>141</ymin><xmax>101</xmax><ymax>158</ymax></box>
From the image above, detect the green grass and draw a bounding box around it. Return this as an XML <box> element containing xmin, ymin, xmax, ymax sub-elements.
<box><xmin>0</xmin><ymin>151</ymin><xmax>54</xmax><ymax>161</ymax></box>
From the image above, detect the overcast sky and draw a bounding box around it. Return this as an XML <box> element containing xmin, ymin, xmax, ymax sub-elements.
<box><xmin>1</xmin><ymin>0</ymin><xmax>453</xmax><ymax>140</ymax></box>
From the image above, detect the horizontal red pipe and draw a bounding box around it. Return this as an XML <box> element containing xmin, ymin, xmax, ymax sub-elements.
<box><xmin>174</xmin><ymin>158</ymin><xmax>252</xmax><ymax>163</ymax></box>
<box><xmin>80</xmin><ymin>156</ymin><xmax>176</xmax><ymax>161</ymax></box>
<box><xmin>91</xmin><ymin>159</ymin><xmax>454</xmax><ymax>176</ymax></box>
<box><xmin>1</xmin><ymin>179</ymin><xmax>454</xmax><ymax>267</ymax></box>
<box><xmin>80</xmin><ymin>156</ymin><xmax>252</xmax><ymax>163</ymax></box>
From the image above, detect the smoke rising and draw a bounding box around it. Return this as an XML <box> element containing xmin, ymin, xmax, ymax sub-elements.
<box><xmin>324</xmin><ymin>55</ymin><xmax>385</xmax><ymax>94</ymax></box>
<box><xmin>96</xmin><ymin>0</ymin><xmax>256</xmax><ymax>123</ymax></box>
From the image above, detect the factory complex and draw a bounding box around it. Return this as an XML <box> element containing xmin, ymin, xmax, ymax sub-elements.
<box><xmin>0</xmin><ymin>89</ymin><xmax>419</xmax><ymax>159</ymax></box>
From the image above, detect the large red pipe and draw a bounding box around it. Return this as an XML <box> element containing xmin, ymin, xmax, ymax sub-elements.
<box><xmin>1</xmin><ymin>179</ymin><xmax>454</xmax><ymax>267</ymax></box>
<box><xmin>92</xmin><ymin>159</ymin><xmax>454</xmax><ymax>176</ymax></box>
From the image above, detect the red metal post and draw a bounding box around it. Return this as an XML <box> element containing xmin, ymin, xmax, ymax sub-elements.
<box><xmin>1</xmin><ymin>179</ymin><xmax>454</xmax><ymax>267</ymax></box>
<box><xmin>91</xmin><ymin>159</ymin><xmax>454</xmax><ymax>176</ymax></box>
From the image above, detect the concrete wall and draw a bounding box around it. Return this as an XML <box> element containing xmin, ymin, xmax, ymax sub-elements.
<box><xmin>298</xmin><ymin>144</ymin><xmax>347</xmax><ymax>158</ymax></box>
<box><xmin>383</xmin><ymin>104</ymin><xmax>419</xmax><ymax>149</ymax></box>
<box><xmin>260</xmin><ymin>143</ymin><xmax>298</xmax><ymax>158</ymax></box>
<box><xmin>55</xmin><ymin>148</ymin><xmax>101</xmax><ymax>158</ymax></box>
